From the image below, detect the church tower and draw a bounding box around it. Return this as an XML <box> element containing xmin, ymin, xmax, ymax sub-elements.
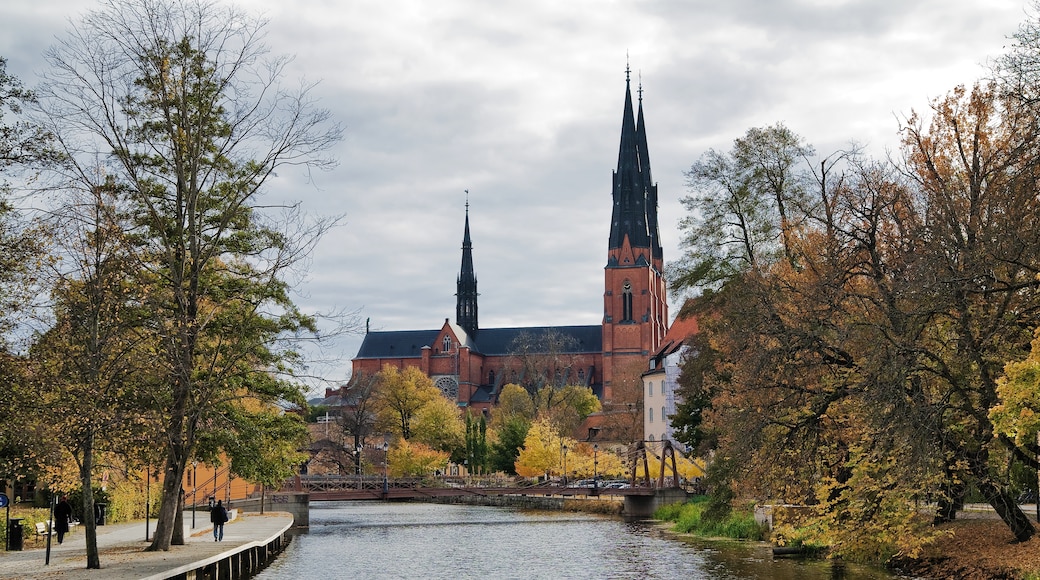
<box><xmin>602</xmin><ymin>69</ymin><xmax>668</xmax><ymax>401</ymax></box>
<box><xmin>456</xmin><ymin>200</ymin><xmax>479</xmax><ymax>336</ymax></box>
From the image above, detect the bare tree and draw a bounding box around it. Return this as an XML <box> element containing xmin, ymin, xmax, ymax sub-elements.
<box><xmin>37</xmin><ymin>0</ymin><xmax>341</xmax><ymax>551</ymax></box>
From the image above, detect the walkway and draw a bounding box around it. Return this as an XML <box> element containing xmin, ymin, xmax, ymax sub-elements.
<box><xmin>0</xmin><ymin>511</ymin><xmax>293</xmax><ymax>580</ymax></box>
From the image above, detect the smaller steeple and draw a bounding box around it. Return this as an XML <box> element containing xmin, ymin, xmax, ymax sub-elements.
<box><xmin>456</xmin><ymin>193</ymin><xmax>479</xmax><ymax>336</ymax></box>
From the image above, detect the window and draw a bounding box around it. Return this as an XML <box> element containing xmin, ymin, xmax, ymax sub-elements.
<box><xmin>662</xmin><ymin>406</ymin><xmax>667</xmax><ymax>423</ymax></box>
<box><xmin>648</xmin><ymin>434</ymin><xmax>655</xmax><ymax>442</ymax></box>
<box><xmin>442</xmin><ymin>335</ymin><xmax>451</xmax><ymax>352</ymax></box>
<box><xmin>648</xmin><ymin>407</ymin><xmax>654</xmax><ymax>423</ymax></box>
<box><xmin>622</xmin><ymin>280</ymin><xmax>633</xmax><ymax>322</ymax></box>
<box><xmin>648</xmin><ymin>381</ymin><xmax>653</xmax><ymax>397</ymax></box>
<box><xmin>488</xmin><ymin>370</ymin><xmax>495</xmax><ymax>384</ymax></box>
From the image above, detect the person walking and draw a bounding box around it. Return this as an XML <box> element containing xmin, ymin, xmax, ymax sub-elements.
<box><xmin>210</xmin><ymin>499</ymin><xmax>228</xmax><ymax>541</ymax></box>
<box><xmin>54</xmin><ymin>496</ymin><xmax>73</xmax><ymax>544</ymax></box>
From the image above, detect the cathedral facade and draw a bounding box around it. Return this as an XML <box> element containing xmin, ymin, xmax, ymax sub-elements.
<box><xmin>351</xmin><ymin>71</ymin><xmax>668</xmax><ymax>409</ymax></box>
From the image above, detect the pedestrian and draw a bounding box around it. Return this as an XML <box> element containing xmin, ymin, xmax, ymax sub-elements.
<box><xmin>210</xmin><ymin>499</ymin><xmax>228</xmax><ymax>541</ymax></box>
<box><xmin>54</xmin><ymin>496</ymin><xmax>73</xmax><ymax>544</ymax></box>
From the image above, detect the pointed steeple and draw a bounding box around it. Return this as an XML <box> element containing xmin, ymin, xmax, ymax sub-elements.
<box><xmin>456</xmin><ymin>196</ymin><xmax>478</xmax><ymax>336</ymax></box>
<box><xmin>608</xmin><ymin>65</ymin><xmax>653</xmax><ymax>253</ymax></box>
<box><xmin>636</xmin><ymin>79</ymin><xmax>662</xmax><ymax>261</ymax></box>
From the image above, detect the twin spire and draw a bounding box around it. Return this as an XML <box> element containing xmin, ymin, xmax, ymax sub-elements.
<box><xmin>455</xmin><ymin>68</ymin><xmax>660</xmax><ymax>335</ymax></box>
<box><xmin>608</xmin><ymin>64</ymin><xmax>661</xmax><ymax>261</ymax></box>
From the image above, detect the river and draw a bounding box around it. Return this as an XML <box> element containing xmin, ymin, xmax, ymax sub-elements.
<box><xmin>254</xmin><ymin>501</ymin><xmax>898</xmax><ymax>579</ymax></box>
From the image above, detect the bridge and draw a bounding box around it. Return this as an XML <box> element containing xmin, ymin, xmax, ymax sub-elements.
<box><xmin>270</xmin><ymin>440</ymin><xmax>692</xmax><ymax>521</ymax></box>
<box><xmin>286</xmin><ymin>475</ymin><xmax>660</xmax><ymax>502</ymax></box>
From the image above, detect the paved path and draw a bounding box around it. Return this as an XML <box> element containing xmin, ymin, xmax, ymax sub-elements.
<box><xmin>0</xmin><ymin>511</ymin><xmax>293</xmax><ymax>580</ymax></box>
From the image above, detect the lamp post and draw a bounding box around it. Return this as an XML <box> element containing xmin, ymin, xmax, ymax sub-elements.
<box><xmin>356</xmin><ymin>445</ymin><xmax>363</xmax><ymax>490</ymax></box>
<box><xmin>561</xmin><ymin>444</ymin><xmax>568</xmax><ymax>487</ymax></box>
<box><xmin>381</xmin><ymin>440</ymin><xmax>389</xmax><ymax>497</ymax></box>
<box><xmin>191</xmin><ymin>461</ymin><xmax>198</xmax><ymax>528</ymax></box>
<box><xmin>593</xmin><ymin>444</ymin><xmax>599</xmax><ymax>492</ymax></box>
<box><xmin>145</xmin><ymin>467</ymin><xmax>151</xmax><ymax>542</ymax></box>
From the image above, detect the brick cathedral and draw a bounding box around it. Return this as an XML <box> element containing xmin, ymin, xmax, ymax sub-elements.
<box><xmin>350</xmin><ymin>70</ymin><xmax>668</xmax><ymax>411</ymax></box>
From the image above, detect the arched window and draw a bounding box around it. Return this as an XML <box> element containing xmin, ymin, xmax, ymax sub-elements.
<box><xmin>622</xmin><ymin>280</ymin><xmax>633</xmax><ymax>322</ymax></box>
<box><xmin>648</xmin><ymin>381</ymin><xmax>654</xmax><ymax>397</ymax></box>
<box><xmin>648</xmin><ymin>434</ymin><xmax>655</xmax><ymax>442</ymax></box>
<box><xmin>662</xmin><ymin>406</ymin><xmax>667</xmax><ymax>422</ymax></box>
<box><xmin>488</xmin><ymin>370</ymin><xmax>495</xmax><ymax>384</ymax></box>
<box><xmin>442</xmin><ymin>335</ymin><xmax>451</xmax><ymax>352</ymax></box>
<box><xmin>648</xmin><ymin>407</ymin><xmax>654</xmax><ymax>423</ymax></box>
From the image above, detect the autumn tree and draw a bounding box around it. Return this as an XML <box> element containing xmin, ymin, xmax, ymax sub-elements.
<box><xmin>534</xmin><ymin>384</ymin><xmax>600</xmax><ymax>437</ymax></box>
<box><xmin>31</xmin><ymin>178</ymin><xmax>158</xmax><ymax>568</ymax></box>
<box><xmin>514</xmin><ymin>417</ymin><xmax>568</xmax><ymax>479</ymax></box>
<box><xmin>337</xmin><ymin>372</ymin><xmax>379</xmax><ymax>473</ymax></box>
<box><xmin>37</xmin><ymin>0</ymin><xmax>341</xmax><ymax>551</ymax></box>
<box><xmin>0</xmin><ymin>56</ymin><xmax>60</xmax><ymax>493</ymax></box>
<box><xmin>388</xmin><ymin>439</ymin><xmax>449</xmax><ymax>478</ymax></box>
<box><xmin>672</xmin><ymin>79</ymin><xmax>1040</xmax><ymax>551</ymax></box>
<box><xmin>410</xmin><ymin>393</ymin><xmax>465</xmax><ymax>461</ymax></box>
<box><xmin>488</xmin><ymin>384</ymin><xmax>532</xmax><ymax>474</ymax></box>
<box><xmin>373</xmin><ymin>365</ymin><xmax>441</xmax><ymax>440</ymax></box>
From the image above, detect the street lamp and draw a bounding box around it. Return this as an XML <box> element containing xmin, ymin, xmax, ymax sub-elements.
<box><xmin>381</xmin><ymin>440</ymin><xmax>389</xmax><ymax>497</ymax></box>
<box><xmin>356</xmin><ymin>445</ymin><xmax>363</xmax><ymax>490</ymax></box>
<box><xmin>191</xmin><ymin>461</ymin><xmax>198</xmax><ymax>528</ymax></box>
<box><xmin>593</xmin><ymin>444</ymin><xmax>599</xmax><ymax>492</ymax></box>
<box><xmin>561</xmin><ymin>444</ymin><xmax>568</xmax><ymax>487</ymax></box>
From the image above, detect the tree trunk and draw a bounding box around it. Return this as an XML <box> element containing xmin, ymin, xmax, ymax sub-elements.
<box><xmin>80</xmin><ymin>436</ymin><xmax>100</xmax><ymax>569</ymax></box>
<box><xmin>933</xmin><ymin>482</ymin><xmax>965</xmax><ymax>525</ymax></box>
<box><xmin>147</xmin><ymin>448</ymin><xmax>186</xmax><ymax>551</ymax></box>
<box><xmin>172</xmin><ymin>490</ymin><xmax>184</xmax><ymax>545</ymax></box>
<box><xmin>980</xmin><ymin>479</ymin><xmax>1036</xmax><ymax>542</ymax></box>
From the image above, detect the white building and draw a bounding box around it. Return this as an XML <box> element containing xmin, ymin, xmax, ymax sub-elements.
<box><xmin>642</xmin><ymin>315</ymin><xmax>699</xmax><ymax>451</ymax></box>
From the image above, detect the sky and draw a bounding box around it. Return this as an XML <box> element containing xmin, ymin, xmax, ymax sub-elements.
<box><xmin>0</xmin><ymin>0</ymin><xmax>1032</xmax><ymax>395</ymax></box>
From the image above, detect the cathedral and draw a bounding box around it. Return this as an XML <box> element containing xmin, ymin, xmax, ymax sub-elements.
<box><xmin>350</xmin><ymin>70</ymin><xmax>668</xmax><ymax>410</ymax></box>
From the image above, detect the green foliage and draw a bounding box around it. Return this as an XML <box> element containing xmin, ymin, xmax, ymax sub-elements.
<box><xmin>655</xmin><ymin>496</ymin><xmax>767</xmax><ymax>541</ymax></box>
<box><xmin>306</xmin><ymin>405</ymin><xmax>330</xmax><ymax>423</ymax></box>
<box><xmin>489</xmin><ymin>415</ymin><xmax>529</xmax><ymax>475</ymax></box>
<box><xmin>465</xmin><ymin>412</ymin><xmax>490</xmax><ymax>475</ymax></box>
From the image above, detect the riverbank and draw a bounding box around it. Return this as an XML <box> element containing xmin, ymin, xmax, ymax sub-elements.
<box><xmin>0</xmin><ymin>511</ymin><xmax>293</xmax><ymax>579</ymax></box>
<box><xmin>892</xmin><ymin>519</ymin><xmax>1040</xmax><ymax>580</ymax></box>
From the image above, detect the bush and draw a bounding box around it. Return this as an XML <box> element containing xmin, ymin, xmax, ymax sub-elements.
<box><xmin>655</xmin><ymin>497</ymin><xmax>767</xmax><ymax>541</ymax></box>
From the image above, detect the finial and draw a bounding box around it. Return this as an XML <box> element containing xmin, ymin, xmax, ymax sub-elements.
<box><xmin>465</xmin><ymin>189</ymin><xmax>469</xmax><ymax>212</ymax></box>
<box><xmin>625</xmin><ymin>52</ymin><xmax>631</xmax><ymax>82</ymax></box>
<box><xmin>638</xmin><ymin>70</ymin><xmax>643</xmax><ymax>102</ymax></box>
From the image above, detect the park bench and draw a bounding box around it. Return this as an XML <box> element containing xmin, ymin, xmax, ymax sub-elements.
<box><xmin>34</xmin><ymin>521</ymin><xmax>54</xmax><ymax>538</ymax></box>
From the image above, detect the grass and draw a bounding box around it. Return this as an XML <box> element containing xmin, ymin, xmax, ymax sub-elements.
<box><xmin>655</xmin><ymin>496</ymin><xmax>768</xmax><ymax>541</ymax></box>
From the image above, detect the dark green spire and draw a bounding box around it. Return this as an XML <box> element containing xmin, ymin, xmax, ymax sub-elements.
<box><xmin>608</xmin><ymin>66</ymin><xmax>657</xmax><ymax>255</ymax></box>
<box><xmin>456</xmin><ymin>197</ymin><xmax>478</xmax><ymax>336</ymax></box>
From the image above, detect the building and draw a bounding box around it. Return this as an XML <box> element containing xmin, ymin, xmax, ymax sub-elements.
<box><xmin>348</xmin><ymin>69</ymin><xmax>668</xmax><ymax>410</ymax></box>
<box><xmin>642</xmin><ymin>312</ymin><xmax>699</xmax><ymax>449</ymax></box>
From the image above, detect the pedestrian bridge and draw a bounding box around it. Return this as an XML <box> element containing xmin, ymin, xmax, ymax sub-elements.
<box><xmin>278</xmin><ymin>474</ymin><xmax>688</xmax><ymax>519</ymax></box>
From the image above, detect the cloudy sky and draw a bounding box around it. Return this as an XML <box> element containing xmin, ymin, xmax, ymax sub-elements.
<box><xmin>1</xmin><ymin>0</ymin><xmax>1031</xmax><ymax>394</ymax></box>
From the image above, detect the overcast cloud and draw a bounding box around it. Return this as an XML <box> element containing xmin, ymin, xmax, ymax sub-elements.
<box><xmin>0</xmin><ymin>0</ymin><xmax>1030</xmax><ymax>394</ymax></box>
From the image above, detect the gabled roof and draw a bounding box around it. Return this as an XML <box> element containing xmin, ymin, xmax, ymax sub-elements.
<box><xmin>353</xmin><ymin>324</ymin><xmax>602</xmax><ymax>360</ymax></box>
<box><xmin>355</xmin><ymin>329</ymin><xmax>440</xmax><ymax>359</ymax></box>
<box><xmin>468</xmin><ymin>325</ymin><xmax>602</xmax><ymax>356</ymax></box>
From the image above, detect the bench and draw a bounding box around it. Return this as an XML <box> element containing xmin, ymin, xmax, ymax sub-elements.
<box><xmin>35</xmin><ymin>521</ymin><xmax>55</xmax><ymax>537</ymax></box>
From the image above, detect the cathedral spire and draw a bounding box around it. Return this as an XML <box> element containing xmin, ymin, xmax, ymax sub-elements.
<box><xmin>456</xmin><ymin>194</ymin><xmax>478</xmax><ymax>336</ymax></box>
<box><xmin>608</xmin><ymin>67</ymin><xmax>653</xmax><ymax>253</ymax></box>
<box><xmin>636</xmin><ymin>79</ymin><xmax>662</xmax><ymax>261</ymax></box>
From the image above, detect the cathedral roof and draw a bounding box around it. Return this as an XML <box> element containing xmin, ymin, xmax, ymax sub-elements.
<box><xmin>354</xmin><ymin>324</ymin><xmax>602</xmax><ymax>359</ymax></box>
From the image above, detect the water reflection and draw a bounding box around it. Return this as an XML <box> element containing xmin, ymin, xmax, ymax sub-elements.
<box><xmin>254</xmin><ymin>501</ymin><xmax>895</xmax><ymax>580</ymax></box>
